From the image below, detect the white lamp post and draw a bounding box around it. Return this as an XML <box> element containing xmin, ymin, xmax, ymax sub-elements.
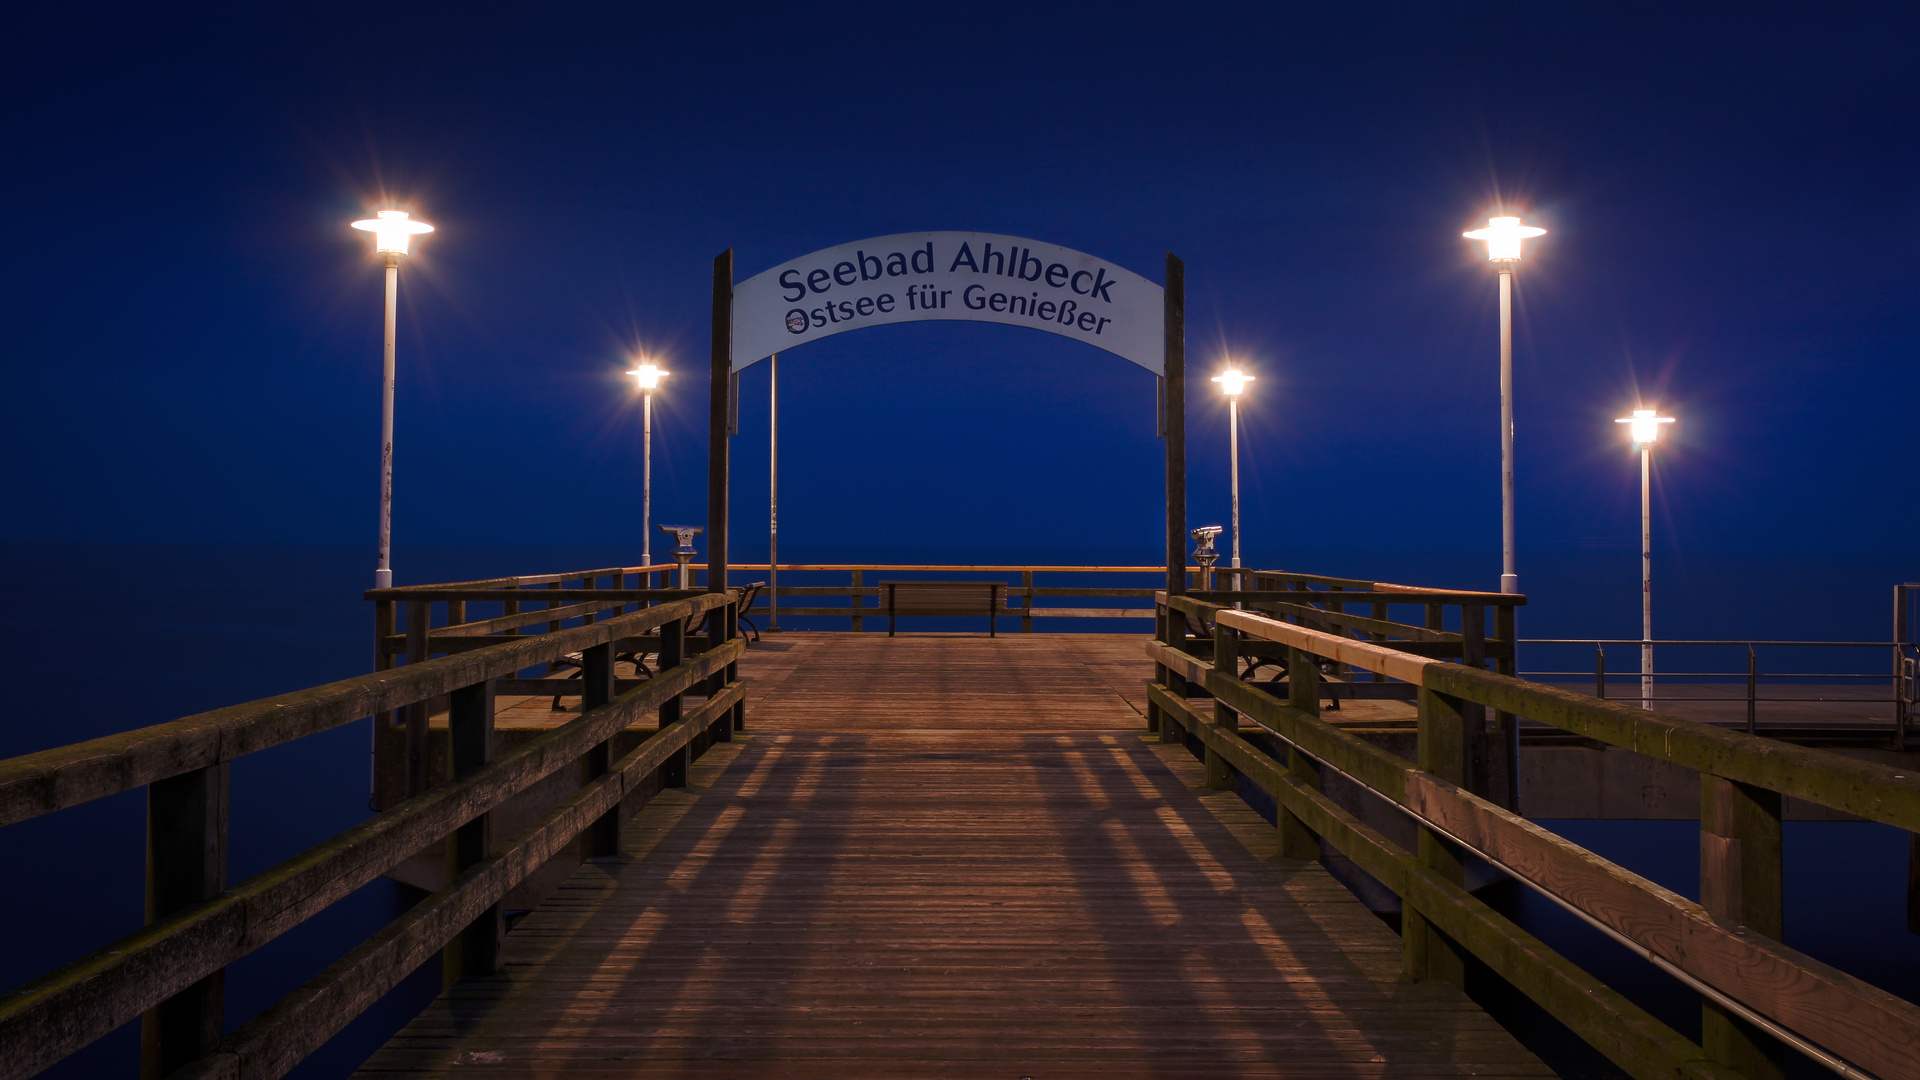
<box><xmin>1210</xmin><ymin>367</ymin><xmax>1254</xmax><ymax>593</ymax></box>
<box><xmin>1616</xmin><ymin>407</ymin><xmax>1674</xmax><ymax>710</ymax></box>
<box><xmin>1462</xmin><ymin>214</ymin><xmax>1547</xmax><ymax>595</ymax></box>
<box><xmin>628</xmin><ymin>363</ymin><xmax>670</xmax><ymax>584</ymax></box>
<box><xmin>350</xmin><ymin>209</ymin><xmax>435</xmax><ymax>590</ymax></box>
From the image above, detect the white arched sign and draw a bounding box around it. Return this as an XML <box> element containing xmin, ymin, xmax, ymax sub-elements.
<box><xmin>730</xmin><ymin>231</ymin><xmax>1165</xmax><ymax>375</ymax></box>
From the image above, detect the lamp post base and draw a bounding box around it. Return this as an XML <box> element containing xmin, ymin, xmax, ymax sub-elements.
<box><xmin>375</xmin><ymin>568</ymin><xmax>392</xmax><ymax>590</ymax></box>
<box><xmin>1500</xmin><ymin>572</ymin><xmax>1518</xmax><ymax>594</ymax></box>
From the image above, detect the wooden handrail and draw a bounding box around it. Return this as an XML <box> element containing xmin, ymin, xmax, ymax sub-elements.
<box><xmin>167</xmin><ymin>683</ymin><xmax>744</xmax><ymax>1080</ymax></box>
<box><xmin>1212</xmin><ymin>605</ymin><xmax>1920</xmax><ymax>829</ymax></box>
<box><xmin>1151</xmin><ymin>595</ymin><xmax>1920</xmax><ymax>1080</ymax></box>
<box><xmin>0</xmin><ymin>592</ymin><xmax>733</xmax><ymax>827</ymax></box>
<box><xmin>0</xmin><ymin>588</ymin><xmax>748</xmax><ymax>1080</ymax></box>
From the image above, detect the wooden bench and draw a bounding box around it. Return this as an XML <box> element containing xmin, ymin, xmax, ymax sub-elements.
<box><xmin>878</xmin><ymin>581</ymin><xmax>1015</xmax><ymax>637</ymax></box>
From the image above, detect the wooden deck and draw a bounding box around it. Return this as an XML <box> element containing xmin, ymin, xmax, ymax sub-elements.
<box><xmin>356</xmin><ymin>633</ymin><xmax>1550</xmax><ymax>1078</ymax></box>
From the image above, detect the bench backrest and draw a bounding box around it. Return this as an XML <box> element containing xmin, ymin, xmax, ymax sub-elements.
<box><xmin>878</xmin><ymin>581</ymin><xmax>1014</xmax><ymax>614</ymax></box>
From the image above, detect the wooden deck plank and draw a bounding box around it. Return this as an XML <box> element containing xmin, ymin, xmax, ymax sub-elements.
<box><xmin>355</xmin><ymin>634</ymin><xmax>1551</xmax><ymax>1078</ymax></box>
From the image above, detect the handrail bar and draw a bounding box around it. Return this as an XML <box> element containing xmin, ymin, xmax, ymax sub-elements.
<box><xmin>1211</xmin><ymin>605</ymin><xmax>1920</xmax><ymax>832</ymax></box>
<box><xmin>0</xmin><ymin>608</ymin><xmax>744</xmax><ymax>1079</ymax></box>
<box><xmin>1525</xmin><ymin>639</ymin><xmax>1897</xmax><ymax>648</ymax></box>
<box><xmin>1153</xmin><ymin>600</ymin><xmax>1920</xmax><ymax>1080</ymax></box>
<box><xmin>0</xmin><ymin>591</ymin><xmax>735</xmax><ymax>827</ymax></box>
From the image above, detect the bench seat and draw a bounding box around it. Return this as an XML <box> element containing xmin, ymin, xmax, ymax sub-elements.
<box><xmin>876</xmin><ymin>581</ymin><xmax>1015</xmax><ymax>637</ymax></box>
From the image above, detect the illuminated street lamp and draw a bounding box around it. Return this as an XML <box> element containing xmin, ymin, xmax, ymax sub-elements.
<box><xmin>350</xmin><ymin>210</ymin><xmax>435</xmax><ymax>590</ymax></box>
<box><xmin>1616</xmin><ymin>407</ymin><xmax>1674</xmax><ymax>710</ymax></box>
<box><xmin>628</xmin><ymin>363</ymin><xmax>670</xmax><ymax>581</ymax></box>
<box><xmin>1463</xmin><ymin>214</ymin><xmax>1547</xmax><ymax>594</ymax></box>
<box><xmin>1211</xmin><ymin>367</ymin><xmax>1255</xmax><ymax>592</ymax></box>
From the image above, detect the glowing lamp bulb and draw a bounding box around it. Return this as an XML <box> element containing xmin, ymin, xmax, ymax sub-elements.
<box><xmin>351</xmin><ymin>209</ymin><xmax>435</xmax><ymax>256</ymax></box>
<box><xmin>1615</xmin><ymin>408</ymin><xmax>1674</xmax><ymax>447</ymax></box>
<box><xmin>1212</xmin><ymin>368</ymin><xmax>1254</xmax><ymax>397</ymax></box>
<box><xmin>1463</xmin><ymin>215</ymin><xmax>1547</xmax><ymax>262</ymax></box>
<box><xmin>628</xmin><ymin>363</ymin><xmax>669</xmax><ymax>391</ymax></box>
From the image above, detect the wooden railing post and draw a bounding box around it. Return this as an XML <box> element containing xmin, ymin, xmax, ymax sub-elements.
<box><xmin>405</xmin><ymin>599</ymin><xmax>430</xmax><ymax>797</ymax></box>
<box><xmin>141</xmin><ymin>763</ymin><xmax>228</xmax><ymax>1080</ymax></box>
<box><xmin>373</xmin><ymin>597</ymin><xmax>397</xmax><ymax>808</ymax></box>
<box><xmin>1406</xmin><ymin>685</ymin><xmax>1469</xmax><ymax>985</ymax></box>
<box><xmin>729</xmin><ymin>598</ymin><xmax>746</xmax><ymax>733</ymax></box>
<box><xmin>581</xmin><ymin>641</ymin><xmax>620</xmax><ymax>856</ymax></box>
<box><xmin>1461</xmin><ymin>604</ymin><xmax>1491</xmax><ymax>799</ymax></box>
<box><xmin>1701</xmin><ymin>774</ymin><xmax>1786</xmax><ymax>1080</ymax></box>
<box><xmin>710</xmin><ymin>600</ymin><xmax>735</xmax><ymax>742</ymax></box>
<box><xmin>545</xmin><ymin>580</ymin><xmax>562</xmax><ymax>673</ymax></box>
<box><xmin>1494</xmin><ymin>604</ymin><xmax>1519</xmax><ymax>812</ymax></box>
<box><xmin>1207</xmin><ymin>618</ymin><xmax>1239</xmax><ymax>789</ymax></box>
<box><xmin>1278</xmin><ymin>645</ymin><xmax>1322</xmax><ymax>859</ymax></box>
<box><xmin>1147</xmin><ymin>601</ymin><xmax>1166</xmax><ymax>736</ymax></box>
<box><xmin>444</xmin><ymin>678</ymin><xmax>500</xmax><ymax>983</ymax></box>
<box><xmin>1160</xmin><ymin>605</ymin><xmax>1190</xmax><ymax>744</ymax></box>
<box><xmin>850</xmin><ymin>569</ymin><xmax>863</xmax><ymax>632</ymax></box>
<box><xmin>658</xmin><ymin>620</ymin><xmax>688</xmax><ymax>788</ymax></box>
<box><xmin>1022</xmin><ymin>570</ymin><xmax>1034</xmax><ymax>633</ymax></box>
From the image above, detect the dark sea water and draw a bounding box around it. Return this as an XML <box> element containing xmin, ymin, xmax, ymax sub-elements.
<box><xmin>2</xmin><ymin>542</ymin><xmax>1914</xmax><ymax>1078</ymax></box>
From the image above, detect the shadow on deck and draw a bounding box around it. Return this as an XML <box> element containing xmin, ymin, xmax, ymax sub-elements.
<box><xmin>355</xmin><ymin>634</ymin><xmax>1547</xmax><ymax>1078</ymax></box>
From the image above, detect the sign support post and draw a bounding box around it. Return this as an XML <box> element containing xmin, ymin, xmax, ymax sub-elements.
<box><xmin>1164</xmin><ymin>253</ymin><xmax>1185</xmax><ymax>598</ymax></box>
<box><xmin>709</xmin><ymin>251</ymin><xmax>732</xmax><ymax>595</ymax></box>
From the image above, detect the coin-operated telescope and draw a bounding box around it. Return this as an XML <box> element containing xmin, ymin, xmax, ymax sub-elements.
<box><xmin>658</xmin><ymin>524</ymin><xmax>704</xmax><ymax>589</ymax></box>
<box><xmin>1191</xmin><ymin>525</ymin><xmax>1223</xmax><ymax>591</ymax></box>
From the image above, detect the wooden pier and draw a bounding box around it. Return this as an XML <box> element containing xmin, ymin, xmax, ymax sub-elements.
<box><xmin>5</xmin><ymin>566</ymin><xmax>1920</xmax><ymax>1080</ymax></box>
<box><xmin>358</xmin><ymin>634</ymin><xmax>1547</xmax><ymax>1077</ymax></box>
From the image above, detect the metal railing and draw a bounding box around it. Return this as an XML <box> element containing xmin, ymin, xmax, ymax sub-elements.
<box><xmin>1519</xmin><ymin>637</ymin><xmax>1915</xmax><ymax>745</ymax></box>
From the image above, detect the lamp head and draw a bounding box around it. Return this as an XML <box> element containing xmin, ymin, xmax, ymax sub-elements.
<box><xmin>1211</xmin><ymin>368</ymin><xmax>1254</xmax><ymax>397</ymax></box>
<box><xmin>350</xmin><ymin>209</ymin><xmax>435</xmax><ymax>257</ymax></box>
<box><xmin>628</xmin><ymin>363</ymin><xmax>669</xmax><ymax>391</ymax></box>
<box><xmin>1462</xmin><ymin>214</ymin><xmax>1546</xmax><ymax>262</ymax></box>
<box><xmin>1615</xmin><ymin>408</ymin><xmax>1675</xmax><ymax>447</ymax></box>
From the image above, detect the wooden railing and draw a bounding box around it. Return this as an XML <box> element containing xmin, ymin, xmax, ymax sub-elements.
<box><xmin>0</xmin><ymin>588</ymin><xmax>747</xmax><ymax>1080</ymax></box>
<box><xmin>1149</xmin><ymin>590</ymin><xmax>1920</xmax><ymax>1080</ymax></box>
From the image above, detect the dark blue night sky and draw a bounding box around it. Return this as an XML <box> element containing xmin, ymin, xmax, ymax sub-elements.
<box><xmin>4</xmin><ymin>3</ymin><xmax>1915</xmax><ymax>579</ymax></box>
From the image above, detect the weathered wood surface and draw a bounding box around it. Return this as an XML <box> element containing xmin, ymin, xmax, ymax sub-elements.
<box><xmin>356</xmin><ymin>634</ymin><xmax>1548</xmax><ymax>1078</ymax></box>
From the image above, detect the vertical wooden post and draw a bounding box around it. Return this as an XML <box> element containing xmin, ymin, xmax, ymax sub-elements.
<box><xmin>850</xmin><ymin>569</ymin><xmax>863</xmax><ymax>633</ymax></box>
<box><xmin>372</xmin><ymin>598</ymin><xmax>396</xmax><ymax>809</ymax></box>
<box><xmin>405</xmin><ymin>599</ymin><xmax>430</xmax><ymax>797</ymax></box>
<box><xmin>142</xmin><ymin>764</ymin><xmax>228</xmax><ymax>1079</ymax></box>
<box><xmin>545</xmin><ymin>580</ymin><xmax>562</xmax><ymax>673</ymax></box>
<box><xmin>1701</xmin><ymin>774</ymin><xmax>1786</xmax><ymax>1080</ymax></box>
<box><xmin>1021</xmin><ymin>570</ymin><xmax>1033</xmax><ymax>633</ymax></box>
<box><xmin>1280</xmin><ymin>645</ymin><xmax>1322</xmax><ymax>860</ymax></box>
<box><xmin>709</xmin><ymin>250</ymin><xmax>732</xmax><ymax>600</ymax></box>
<box><xmin>444</xmin><ymin>679</ymin><xmax>500</xmax><ymax>984</ymax></box>
<box><xmin>1147</xmin><ymin>602</ymin><xmax>1167</xmax><ymax>736</ymax></box>
<box><xmin>658</xmin><ymin>621</ymin><xmax>687</xmax><ymax>788</ymax></box>
<box><xmin>1164</xmin><ymin>252</ymin><xmax>1186</xmax><ymax>599</ymax></box>
<box><xmin>1206</xmin><ymin>619</ymin><xmax>1240</xmax><ymax>789</ymax></box>
<box><xmin>503</xmin><ymin>585</ymin><xmax>520</xmax><ymax>640</ymax></box>
<box><xmin>1495</xmin><ymin>603</ymin><xmax>1520</xmax><ymax>812</ymax></box>
<box><xmin>447</xmin><ymin>597</ymin><xmax>466</xmax><ymax>631</ymax></box>
<box><xmin>1461</xmin><ymin>605</ymin><xmax>1490</xmax><ymax>798</ymax></box>
<box><xmin>1370</xmin><ymin>602</ymin><xmax>1389</xmax><ymax>682</ymax></box>
<box><xmin>708</xmin><ymin>600</ymin><xmax>733</xmax><ymax>742</ymax></box>
<box><xmin>728</xmin><ymin>598</ymin><xmax>746</xmax><ymax>733</ymax></box>
<box><xmin>1160</xmin><ymin>605</ymin><xmax>1189</xmax><ymax>745</ymax></box>
<box><xmin>1406</xmin><ymin>686</ymin><xmax>1468</xmax><ymax>985</ymax></box>
<box><xmin>581</xmin><ymin>642</ymin><xmax>620</xmax><ymax>856</ymax></box>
